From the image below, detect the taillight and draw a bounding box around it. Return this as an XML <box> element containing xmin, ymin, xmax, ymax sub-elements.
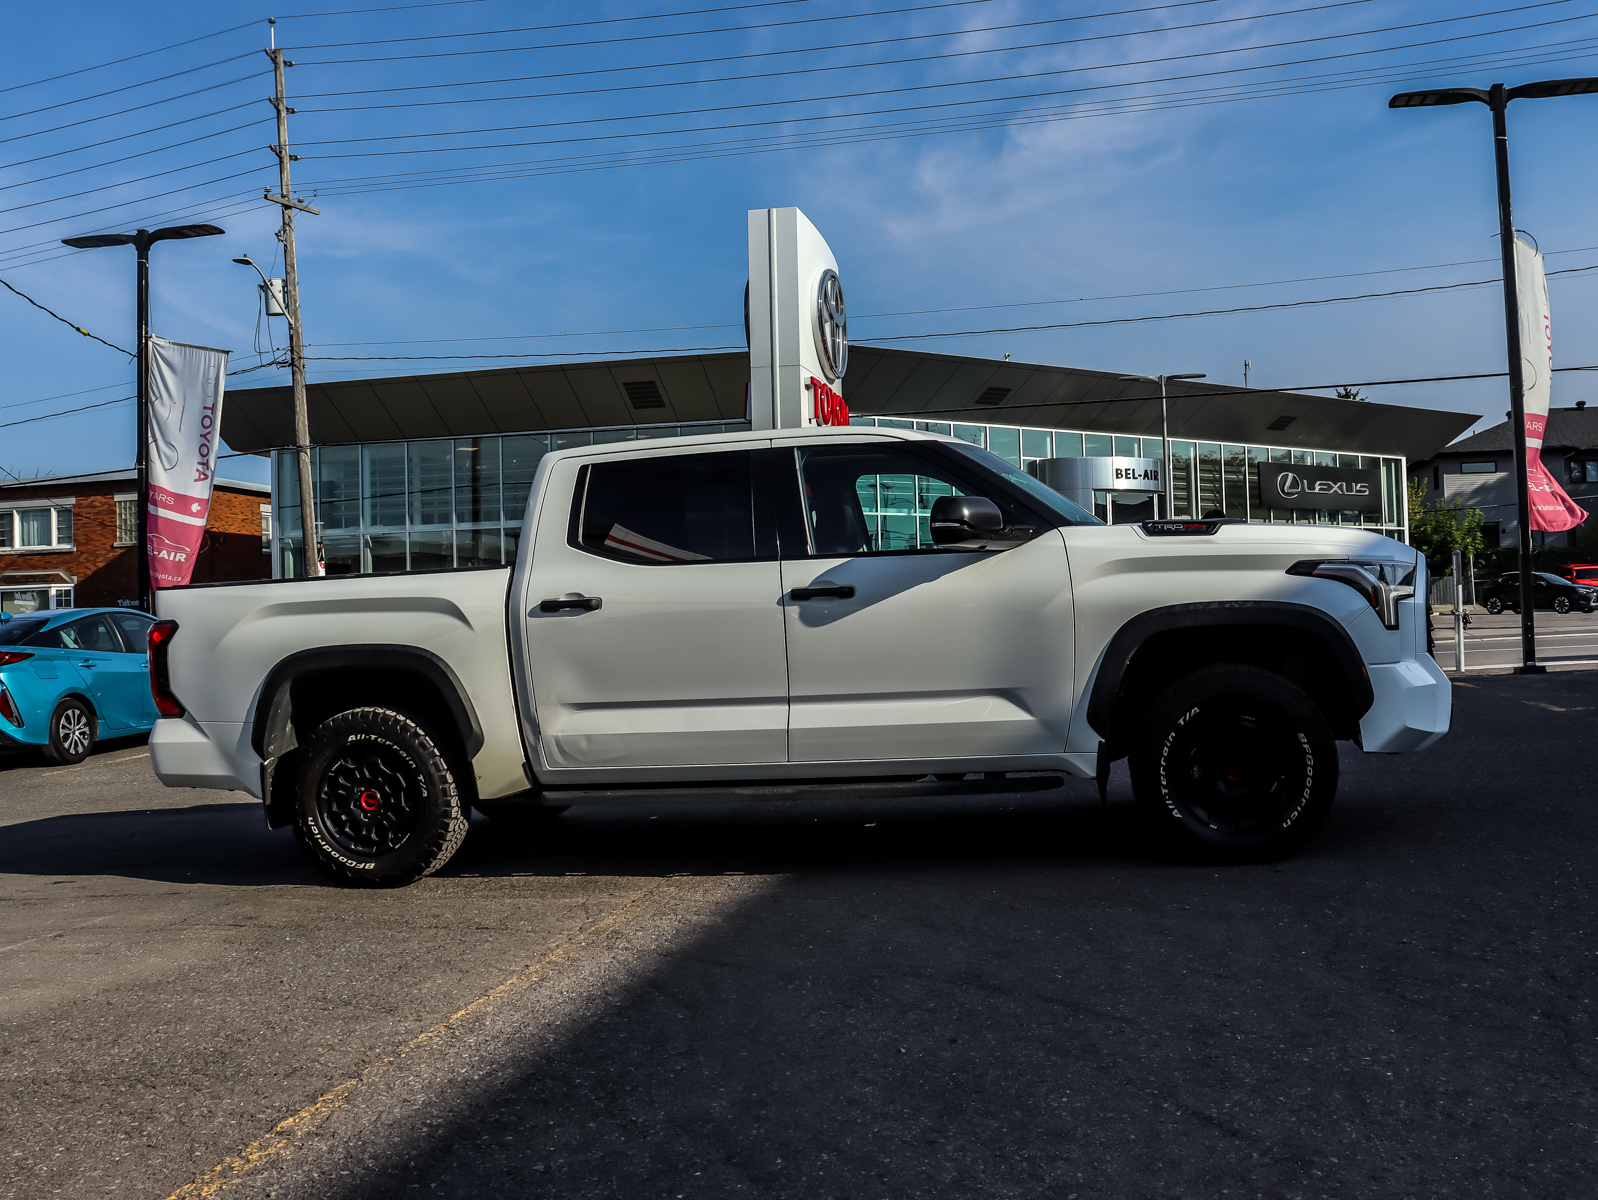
<box><xmin>147</xmin><ymin>619</ymin><xmax>184</xmax><ymax>718</ymax></box>
<box><xmin>0</xmin><ymin>683</ymin><xmax>21</xmax><ymax>728</ymax></box>
<box><xmin>0</xmin><ymin>651</ymin><xmax>33</xmax><ymax>667</ymax></box>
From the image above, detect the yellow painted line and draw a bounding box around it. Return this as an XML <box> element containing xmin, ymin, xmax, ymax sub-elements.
<box><xmin>160</xmin><ymin>878</ymin><xmax>676</xmax><ymax>1200</ymax></box>
<box><xmin>41</xmin><ymin>750</ymin><xmax>149</xmax><ymax>777</ymax></box>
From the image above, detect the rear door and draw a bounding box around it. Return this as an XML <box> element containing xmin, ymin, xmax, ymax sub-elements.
<box><xmin>775</xmin><ymin>438</ymin><xmax>1075</xmax><ymax>764</ymax></box>
<box><xmin>519</xmin><ymin>443</ymin><xmax>790</xmax><ymax>770</ymax></box>
<box><xmin>108</xmin><ymin>611</ymin><xmax>159</xmax><ymax>727</ymax></box>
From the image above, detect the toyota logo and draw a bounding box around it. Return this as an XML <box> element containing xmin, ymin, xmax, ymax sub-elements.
<box><xmin>813</xmin><ymin>268</ymin><xmax>848</xmax><ymax>381</ymax></box>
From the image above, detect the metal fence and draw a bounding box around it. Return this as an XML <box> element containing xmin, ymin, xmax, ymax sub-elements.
<box><xmin>1429</xmin><ymin>575</ymin><xmax>1482</xmax><ymax>609</ymax></box>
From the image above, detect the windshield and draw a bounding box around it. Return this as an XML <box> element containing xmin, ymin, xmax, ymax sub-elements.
<box><xmin>1540</xmin><ymin>572</ymin><xmax>1578</xmax><ymax>585</ymax></box>
<box><xmin>944</xmin><ymin>442</ymin><xmax>1103</xmax><ymax>525</ymax></box>
<box><xmin>0</xmin><ymin>614</ymin><xmax>50</xmax><ymax>645</ymax></box>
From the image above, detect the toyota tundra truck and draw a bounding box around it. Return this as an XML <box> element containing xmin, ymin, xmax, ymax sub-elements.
<box><xmin>146</xmin><ymin>425</ymin><xmax>1449</xmax><ymax>885</ymax></box>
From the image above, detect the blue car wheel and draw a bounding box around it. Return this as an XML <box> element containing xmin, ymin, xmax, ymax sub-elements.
<box><xmin>42</xmin><ymin>696</ymin><xmax>95</xmax><ymax>765</ymax></box>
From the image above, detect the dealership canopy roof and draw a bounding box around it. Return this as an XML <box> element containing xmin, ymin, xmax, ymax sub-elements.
<box><xmin>222</xmin><ymin>345</ymin><xmax>1476</xmax><ymax>462</ymax></box>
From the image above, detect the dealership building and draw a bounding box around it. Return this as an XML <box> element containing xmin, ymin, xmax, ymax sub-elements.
<box><xmin>221</xmin><ymin>344</ymin><xmax>1477</xmax><ymax>578</ymax></box>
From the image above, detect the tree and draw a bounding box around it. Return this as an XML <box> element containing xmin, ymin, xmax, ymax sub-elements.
<box><xmin>1408</xmin><ymin>477</ymin><xmax>1486</xmax><ymax>575</ymax></box>
<box><xmin>1335</xmin><ymin>386</ymin><xmax>1367</xmax><ymax>402</ymax></box>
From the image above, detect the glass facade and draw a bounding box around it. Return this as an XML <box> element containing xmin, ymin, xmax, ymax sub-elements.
<box><xmin>272</xmin><ymin>421</ymin><xmax>749</xmax><ymax>577</ymax></box>
<box><xmin>850</xmin><ymin>417</ymin><xmax>1409</xmax><ymax>542</ymax></box>
<box><xmin>271</xmin><ymin>416</ymin><xmax>1408</xmax><ymax>577</ymax></box>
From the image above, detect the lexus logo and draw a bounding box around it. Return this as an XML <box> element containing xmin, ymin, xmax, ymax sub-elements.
<box><xmin>1276</xmin><ymin>471</ymin><xmax>1371</xmax><ymax>499</ymax></box>
<box><xmin>813</xmin><ymin>268</ymin><xmax>848</xmax><ymax>381</ymax></box>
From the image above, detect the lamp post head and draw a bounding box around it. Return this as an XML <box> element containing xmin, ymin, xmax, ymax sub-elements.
<box><xmin>60</xmin><ymin>232</ymin><xmax>138</xmax><ymax>249</ymax></box>
<box><xmin>1389</xmin><ymin>87</ymin><xmax>1490</xmax><ymax>109</ymax></box>
<box><xmin>1506</xmin><ymin>77</ymin><xmax>1598</xmax><ymax>101</ymax></box>
<box><xmin>146</xmin><ymin>223</ymin><xmax>225</xmax><ymax>245</ymax></box>
<box><xmin>1169</xmin><ymin>373</ymin><xmax>1207</xmax><ymax>381</ymax></box>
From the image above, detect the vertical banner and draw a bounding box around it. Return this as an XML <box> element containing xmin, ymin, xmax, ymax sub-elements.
<box><xmin>1514</xmin><ymin>237</ymin><xmax>1586</xmax><ymax>532</ymax></box>
<box><xmin>747</xmin><ymin>207</ymin><xmax>848</xmax><ymax>430</ymax></box>
<box><xmin>146</xmin><ymin>336</ymin><xmax>228</xmax><ymax>588</ymax></box>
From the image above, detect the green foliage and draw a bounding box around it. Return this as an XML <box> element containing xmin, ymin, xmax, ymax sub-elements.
<box><xmin>1408</xmin><ymin>477</ymin><xmax>1486</xmax><ymax>574</ymax></box>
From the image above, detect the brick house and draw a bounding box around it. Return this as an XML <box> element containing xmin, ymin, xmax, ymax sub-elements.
<box><xmin>0</xmin><ymin>469</ymin><xmax>271</xmax><ymax>614</ymax></box>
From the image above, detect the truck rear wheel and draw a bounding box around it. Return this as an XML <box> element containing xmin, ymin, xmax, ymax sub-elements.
<box><xmin>294</xmin><ymin>707</ymin><xmax>469</xmax><ymax>887</ymax></box>
<box><xmin>1128</xmin><ymin>664</ymin><xmax>1337</xmax><ymax>863</ymax></box>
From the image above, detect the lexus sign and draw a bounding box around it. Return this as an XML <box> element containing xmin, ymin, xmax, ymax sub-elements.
<box><xmin>1258</xmin><ymin>462</ymin><xmax>1381</xmax><ymax>512</ymax></box>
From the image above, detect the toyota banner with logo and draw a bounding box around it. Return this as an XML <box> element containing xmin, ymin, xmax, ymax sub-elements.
<box><xmin>1514</xmin><ymin>236</ymin><xmax>1585</xmax><ymax>532</ymax></box>
<box><xmin>1258</xmin><ymin>462</ymin><xmax>1382</xmax><ymax>512</ymax></box>
<box><xmin>146</xmin><ymin>336</ymin><xmax>228</xmax><ymax>589</ymax></box>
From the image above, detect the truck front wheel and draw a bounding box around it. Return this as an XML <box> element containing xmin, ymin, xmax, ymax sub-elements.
<box><xmin>294</xmin><ymin>707</ymin><xmax>470</xmax><ymax>886</ymax></box>
<box><xmin>1128</xmin><ymin>664</ymin><xmax>1337</xmax><ymax>863</ymax></box>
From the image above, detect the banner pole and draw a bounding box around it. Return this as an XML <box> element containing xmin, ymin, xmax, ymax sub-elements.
<box><xmin>135</xmin><ymin>232</ymin><xmax>153</xmax><ymax>616</ymax></box>
<box><xmin>1490</xmin><ymin>84</ymin><xmax>1543</xmax><ymax>673</ymax></box>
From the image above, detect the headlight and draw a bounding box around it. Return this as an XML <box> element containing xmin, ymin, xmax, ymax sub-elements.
<box><xmin>1287</xmin><ymin>559</ymin><xmax>1417</xmax><ymax>630</ymax></box>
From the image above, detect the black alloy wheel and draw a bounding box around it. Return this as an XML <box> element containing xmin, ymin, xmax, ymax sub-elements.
<box><xmin>1484</xmin><ymin>596</ymin><xmax>1504</xmax><ymax>615</ymax></box>
<box><xmin>1129</xmin><ymin>664</ymin><xmax>1337</xmax><ymax>863</ymax></box>
<box><xmin>1554</xmin><ymin>595</ymin><xmax>1572</xmax><ymax>614</ymax></box>
<box><xmin>295</xmin><ymin>707</ymin><xmax>469</xmax><ymax>886</ymax></box>
<box><xmin>40</xmin><ymin>696</ymin><xmax>96</xmax><ymax>765</ymax></box>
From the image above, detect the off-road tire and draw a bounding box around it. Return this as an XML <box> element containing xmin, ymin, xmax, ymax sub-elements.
<box><xmin>294</xmin><ymin>707</ymin><xmax>469</xmax><ymax>887</ymax></box>
<box><xmin>40</xmin><ymin>696</ymin><xmax>96</xmax><ymax>765</ymax></box>
<box><xmin>473</xmin><ymin>800</ymin><xmax>569</xmax><ymax>830</ymax></box>
<box><xmin>1554</xmin><ymin>596</ymin><xmax>1572</xmax><ymax>614</ymax></box>
<box><xmin>1129</xmin><ymin>664</ymin><xmax>1337</xmax><ymax>864</ymax></box>
<box><xmin>1483</xmin><ymin>596</ymin><xmax>1504</xmax><ymax>615</ymax></box>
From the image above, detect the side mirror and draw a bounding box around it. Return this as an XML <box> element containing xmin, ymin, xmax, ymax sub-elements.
<box><xmin>930</xmin><ymin>495</ymin><xmax>1005</xmax><ymax>546</ymax></box>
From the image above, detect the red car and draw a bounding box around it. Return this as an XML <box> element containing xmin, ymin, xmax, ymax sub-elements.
<box><xmin>1555</xmin><ymin>563</ymin><xmax>1598</xmax><ymax>586</ymax></box>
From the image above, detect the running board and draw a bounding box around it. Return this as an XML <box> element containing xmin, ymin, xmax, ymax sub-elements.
<box><xmin>530</xmin><ymin>773</ymin><xmax>1067</xmax><ymax>807</ymax></box>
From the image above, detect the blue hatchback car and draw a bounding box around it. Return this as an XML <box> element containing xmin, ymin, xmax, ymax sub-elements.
<box><xmin>0</xmin><ymin>607</ymin><xmax>159</xmax><ymax>764</ymax></box>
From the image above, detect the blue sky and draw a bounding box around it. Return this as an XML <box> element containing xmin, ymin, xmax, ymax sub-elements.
<box><xmin>3</xmin><ymin>0</ymin><xmax>1597</xmax><ymax>485</ymax></box>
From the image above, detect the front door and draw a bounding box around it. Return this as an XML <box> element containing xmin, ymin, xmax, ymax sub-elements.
<box><xmin>520</xmin><ymin>444</ymin><xmax>790</xmax><ymax>771</ymax></box>
<box><xmin>777</xmin><ymin>439</ymin><xmax>1075</xmax><ymax>765</ymax></box>
<box><xmin>46</xmin><ymin>614</ymin><xmax>147</xmax><ymax>730</ymax></box>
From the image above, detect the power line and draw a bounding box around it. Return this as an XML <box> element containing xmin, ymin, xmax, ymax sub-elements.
<box><xmin>0</xmin><ymin>381</ymin><xmax>130</xmax><ymax>414</ymax></box>
<box><xmin>0</xmin><ymin>149</ymin><xmax>264</xmax><ymax>217</ymax></box>
<box><xmin>2</xmin><ymin>100</ymin><xmax>258</xmax><ymax>171</ymax></box>
<box><xmin>0</xmin><ymin>166</ymin><xmax>266</xmax><ymax>240</ymax></box>
<box><xmin>0</xmin><ymin>70</ymin><xmax>259</xmax><ymax>149</ymax></box>
<box><xmin>0</xmin><ymin>395</ymin><xmax>131</xmax><ymax>431</ymax></box>
<box><xmin>0</xmin><ymin>21</ymin><xmax>258</xmax><ymax>96</ymax></box>
<box><xmin>0</xmin><ymin>118</ymin><xmax>263</xmax><ymax>193</ymax></box>
<box><xmin>0</xmin><ymin>52</ymin><xmax>255</xmax><ymax>126</ymax></box>
<box><xmin>0</xmin><ymin>276</ymin><xmax>131</xmax><ymax>355</ymax></box>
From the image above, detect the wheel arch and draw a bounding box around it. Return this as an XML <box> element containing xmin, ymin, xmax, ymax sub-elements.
<box><xmin>252</xmin><ymin>645</ymin><xmax>483</xmax><ymax>829</ymax></box>
<box><xmin>1087</xmin><ymin>601</ymin><xmax>1375</xmax><ymax>758</ymax></box>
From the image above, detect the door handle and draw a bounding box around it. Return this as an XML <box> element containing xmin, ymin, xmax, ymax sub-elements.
<box><xmin>791</xmin><ymin>585</ymin><xmax>855</xmax><ymax>601</ymax></box>
<box><xmin>79</xmin><ymin>660</ymin><xmax>97</xmax><ymax>669</ymax></box>
<box><xmin>538</xmin><ymin>594</ymin><xmax>602</xmax><ymax>613</ymax></box>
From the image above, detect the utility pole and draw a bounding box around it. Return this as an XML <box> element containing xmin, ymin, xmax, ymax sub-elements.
<box><xmin>266</xmin><ymin>19</ymin><xmax>323</xmax><ymax>577</ymax></box>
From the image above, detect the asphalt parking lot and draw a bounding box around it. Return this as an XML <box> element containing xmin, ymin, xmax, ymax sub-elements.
<box><xmin>3</xmin><ymin>672</ymin><xmax>1596</xmax><ymax>1200</ymax></box>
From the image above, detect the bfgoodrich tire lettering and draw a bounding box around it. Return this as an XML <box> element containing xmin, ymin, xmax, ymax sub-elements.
<box><xmin>294</xmin><ymin>707</ymin><xmax>469</xmax><ymax>886</ymax></box>
<box><xmin>1128</xmin><ymin>664</ymin><xmax>1337</xmax><ymax>863</ymax></box>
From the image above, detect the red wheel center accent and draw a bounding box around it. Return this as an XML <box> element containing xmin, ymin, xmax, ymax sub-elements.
<box><xmin>358</xmin><ymin>790</ymin><xmax>381</xmax><ymax>811</ymax></box>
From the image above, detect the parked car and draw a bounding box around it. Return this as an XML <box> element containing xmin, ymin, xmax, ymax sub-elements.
<box><xmin>1481</xmin><ymin>571</ymin><xmax>1597</xmax><ymax>615</ymax></box>
<box><xmin>1554</xmin><ymin>563</ymin><xmax>1598</xmax><ymax>587</ymax></box>
<box><xmin>149</xmin><ymin>425</ymin><xmax>1449</xmax><ymax>884</ymax></box>
<box><xmin>0</xmin><ymin>607</ymin><xmax>158</xmax><ymax>764</ymax></box>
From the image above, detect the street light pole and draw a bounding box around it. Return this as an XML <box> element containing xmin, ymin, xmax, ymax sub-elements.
<box><xmin>1390</xmin><ymin>75</ymin><xmax>1598</xmax><ymax>674</ymax></box>
<box><xmin>1122</xmin><ymin>372</ymin><xmax>1205</xmax><ymax>519</ymax></box>
<box><xmin>60</xmin><ymin>224</ymin><xmax>224</xmax><ymax>614</ymax></box>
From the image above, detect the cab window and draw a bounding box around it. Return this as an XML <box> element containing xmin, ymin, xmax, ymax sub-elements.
<box><xmin>571</xmin><ymin>450</ymin><xmax>756</xmax><ymax>565</ymax></box>
<box><xmin>793</xmin><ymin>444</ymin><xmax>1033</xmax><ymax>557</ymax></box>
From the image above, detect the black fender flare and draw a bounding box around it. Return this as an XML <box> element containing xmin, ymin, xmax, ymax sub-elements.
<box><xmin>1085</xmin><ymin>600</ymin><xmax>1374</xmax><ymax>749</ymax></box>
<box><xmin>251</xmin><ymin>644</ymin><xmax>484</xmax><ymax>762</ymax></box>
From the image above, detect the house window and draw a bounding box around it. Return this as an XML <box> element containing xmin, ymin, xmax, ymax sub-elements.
<box><xmin>1459</xmin><ymin>461</ymin><xmax>1497</xmax><ymax>474</ymax></box>
<box><xmin>0</xmin><ymin>504</ymin><xmax>74</xmax><ymax>551</ymax></box>
<box><xmin>1568</xmin><ymin>459</ymin><xmax>1598</xmax><ymax>485</ymax></box>
<box><xmin>115</xmin><ymin>495</ymin><xmax>137</xmax><ymax>546</ymax></box>
<box><xmin>261</xmin><ymin>504</ymin><xmax>273</xmax><ymax>552</ymax></box>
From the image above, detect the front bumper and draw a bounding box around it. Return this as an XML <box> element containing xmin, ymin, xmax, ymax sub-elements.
<box><xmin>1359</xmin><ymin>656</ymin><xmax>1451</xmax><ymax>753</ymax></box>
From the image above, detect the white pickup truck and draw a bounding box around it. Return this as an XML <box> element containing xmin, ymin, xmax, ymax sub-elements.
<box><xmin>148</xmin><ymin>426</ymin><xmax>1449</xmax><ymax>885</ymax></box>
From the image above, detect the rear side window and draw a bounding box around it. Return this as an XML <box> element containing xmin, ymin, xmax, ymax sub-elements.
<box><xmin>110</xmin><ymin>611</ymin><xmax>155</xmax><ymax>653</ymax></box>
<box><xmin>571</xmin><ymin>450</ymin><xmax>756</xmax><ymax>565</ymax></box>
<box><xmin>0</xmin><ymin>614</ymin><xmax>49</xmax><ymax>645</ymax></box>
<box><xmin>29</xmin><ymin>614</ymin><xmax>121</xmax><ymax>652</ymax></box>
